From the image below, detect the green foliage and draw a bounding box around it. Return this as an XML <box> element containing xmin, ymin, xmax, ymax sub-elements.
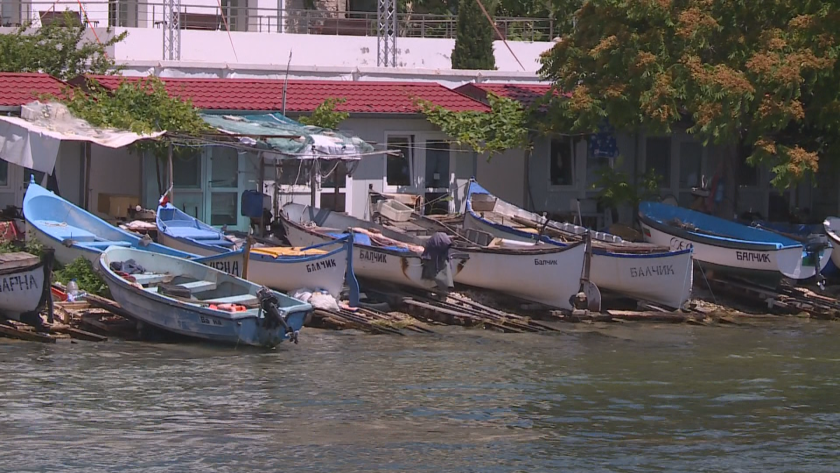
<box><xmin>417</xmin><ymin>93</ymin><xmax>529</xmax><ymax>157</ymax></box>
<box><xmin>298</xmin><ymin>98</ymin><xmax>350</xmax><ymax>129</ymax></box>
<box><xmin>53</xmin><ymin>257</ymin><xmax>109</xmax><ymax>297</ymax></box>
<box><xmin>539</xmin><ymin>0</ymin><xmax>840</xmax><ymax>189</ymax></box>
<box><xmin>60</xmin><ymin>77</ymin><xmax>212</xmax><ymax>159</ymax></box>
<box><xmin>590</xmin><ymin>157</ymin><xmax>660</xmax><ymax>210</ymax></box>
<box><xmin>0</xmin><ymin>238</ymin><xmax>46</xmax><ymax>257</ymax></box>
<box><xmin>0</xmin><ymin>13</ymin><xmax>126</xmax><ymax>81</ymax></box>
<box><xmin>451</xmin><ymin>0</ymin><xmax>497</xmax><ymax>70</ymax></box>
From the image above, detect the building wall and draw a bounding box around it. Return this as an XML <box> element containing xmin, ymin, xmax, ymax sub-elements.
<box><xmin>475</xmin><ymin>148</ymin><xmax>526</xmax><ymax>209</ymax></box>
<box><xmin>88</xmin><ymin>145</ymin><xmax>143</xmax><ymax>218</ymax></box>
<box><xmin>107</xmin><ymin>27</ymin><xmax>552</xmax><ymax>72</ymax></box>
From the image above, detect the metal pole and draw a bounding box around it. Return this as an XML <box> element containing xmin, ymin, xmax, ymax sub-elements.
<box><xmin>168</xmin><ymin>142</ymin><xmax>175</xmax><ymax>203</ymax></box>
<box><xmin>258</xmin><ymin>153</ymin><xmax>265</xmax><ymax>237</ymax></box>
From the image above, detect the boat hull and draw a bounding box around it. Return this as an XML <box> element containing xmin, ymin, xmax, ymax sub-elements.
<box><xmin>0</xmin><ymin>255</ymin><xmax>51</xmax><ymax>321</ymax></box>
<box><xmin>99</xmin><ymin>248</ymin><xmax>309</xmax><ymax>348</ymax></box>
<box><xmin>158</xmin><ymin>231</ymin><xmax>348</xmax><ymax>297</ymax></box>
<box><xmin>452</xmin><ymin>242</ymin><xmax>586</xmax><ymax>310</ymax></box>
<box><xmin>465</xmin><ymin>211</ymin><xmax>694</xmax><ymax>308</ymax></box>
<box><xmin>824</xmin><ymin>217</ymin><xmax>840</xmax><ymax>269</ymax></box>
<box><xmin>640</xmin><ymin>215</ymin><xmax>831</xmax><ymax>281</ymax></box>
<box><xmin>282</xmin><ymin>220</ymin><xmax>436</xmax><ymax>290</ymax></box>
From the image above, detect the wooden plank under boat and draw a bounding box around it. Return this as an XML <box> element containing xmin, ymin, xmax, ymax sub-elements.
<box><xmin>640</xmin><ymin>201</ymin><xmax>831</xmax><ymax>281</ymax></box>
<box><xmin>463</xmin><ymin>179</ymin><xmax>694</xmax><ymax>309</ymax></box>
<box><xmin>99</xmin><ymin>247</ymin><xmax>312</xmax><ymax>348</ymax></box>
<box><xmin>156</xmin><ymin>203</ymin><xmax>349</xmax><ymax>297</ymax></box>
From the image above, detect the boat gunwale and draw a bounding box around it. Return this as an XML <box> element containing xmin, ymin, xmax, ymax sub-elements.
<box><xmin>638</xmin><ymin>212</ymin><xmax>800</xmax><ymax>252</ymax></box>
<box><xmin>99</xmin><ymin>250</ymin><xmax>311</xmax><ymax>322</ymax></box>
<box><xmin>467</xmin><ymin>209</ymin><xmax>692</xmax><ymax>259</ymax></box>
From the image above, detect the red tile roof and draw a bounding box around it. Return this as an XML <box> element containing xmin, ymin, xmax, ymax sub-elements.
<box><xmin>455</xmin><ymin>82</ymin><xmax>556</xmax><ymax>108</ymax></box>
<box><xmin>0</xmin><ymin>73</ymin><xmax>68</xmax><ymax>106</ymax></box>
<box><xmin>80</xmin><ymin>75</ymin><xmax>490</xmax><ymax>114</ymax></box>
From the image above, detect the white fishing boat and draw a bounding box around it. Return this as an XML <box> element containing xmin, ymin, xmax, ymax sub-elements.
<box><xmin>0</xmin><ymin>251</ymin><xmax>53</xmax><ymax>321</ymax></box>
<box><xmin>640</xmin><ymin>201</ymin><xmax>832</xmax><ymax>280</ymax></box>
<box><xmin>373</xmin><ymin>209</ymin><xmax>589</xmax><ymax>310</ymax></box>
<box><xmin>157</xmin><ymin>204</ymin><xmax>349</xmax><ymax>298</ymax></box>
<box><xmin>463</xmin><ymin>180</ymin><xmax>694</xmax><ymax>309</ymax></box>
<box><xmin>281</xmin><ymin>203</ymin><xmax>442</xmax><ymax>291</ymax></box>
<box><xmin>823</xmin><ymin>217</ymin><xmax>840</xmax><ymax>269</ymax></box>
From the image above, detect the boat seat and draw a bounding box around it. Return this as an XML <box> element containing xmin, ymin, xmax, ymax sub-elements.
<box><xmin>203</xmin><ymin>294</ymin><xmax>259</xmax><ymax>305</ymax></box>
<box><xmin>81</xmin><ymin>241</ymin><xmax>132</xmax><ymax>249</ymax></box>
<box><xmin>177</xmin><ymin>280</ymin><xmax>217</xmax><ymax>293</ymax></box>
<box><xmin>37</xmin><ymin>221</ymin><xmax>97</xmax><ymax>242</ymax></box>
<box><xmin>165</xmin><ymin>226</ymin><xmax>229</xmax><ymax>242</ymax></box>
<box><xmin>131</xmin><ymin>273</ymin><xmax>171</xmax><ymax>286</ymax></box>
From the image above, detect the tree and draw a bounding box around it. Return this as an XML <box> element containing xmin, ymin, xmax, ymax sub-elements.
<box><xmin>0</xmin><ymin>13</ymin><xmax>126</xmax><ymax>80</ymax></box>
<box><xmin>539</xmin><ymin>0</ymin><xmax>840</xmax><ymax>202</ymax></box>
<box><xmin>418</xmin><ymin>93</ymin><xmax>529</xmax><ymax>156</ymax></box>
<box><xmin>298</xmin><ymin>98</ymin><xmax>349</xmax><ymax>129</ymax></box>
<box><xmin>451</xmin><ymin>0</ymin><xmax>497</xmax><ymax>70</ymax></box>
<box><xmin>60</xmin><ymin>77</ymin><xmax>212</xmax><ymax>159</ymax></box>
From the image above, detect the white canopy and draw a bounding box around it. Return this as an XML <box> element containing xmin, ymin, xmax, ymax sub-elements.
<box><xmin>0</xmin><ymin>102</ymin><xmax>164</xmax><ymax>174</ymax></box>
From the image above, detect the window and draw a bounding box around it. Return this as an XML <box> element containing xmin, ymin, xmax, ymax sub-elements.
<box><xmin>277</xmin><ymin>160</ymin><xmax>310</xmax><ymax>186</ymax></box>
<box><xmin>0</xmin><ymin>160</ymin><xmax>7</xmax><ymax>186</ymax></box>
<box><xmin>549</xmin><ymin>138</ymin><xmax>573</xmax><ymax>186</ymax></box>
<box><xmin>210</xmin><ymin>193</ymin><xmax>238</xmax><ymax>226</ymax></box>
<box><xmin>679</xmin><ymin>142</ymin><xmax>703</xmax><ymax>189</ymax></box>
<box><xmin>425</xmin><ymin>140</ymin><xmax>450</xmax><ymax>189</ymax></box>
<box><xmin>173</xmin><ymin>151</ymin><xmax>202</xmax><ymax>188</ymax></box>
<box><xmin>321</xmin><ymin>160</ymin><xmax>347</xmax><ymax>189</ymax></box>
<box><xmin>386</xmin><ymin>136</ymin><xmax>413</xmax><ymax>187</ymax></box>
<box><xmin>646</xmin><ymin>137</ymin><xmax>672</xmax><ymax>187</ymax></box>
<box><xmin>210</xmin><ymin>147</ymin><xmax>239</xmax><ymax>188</ymax></box>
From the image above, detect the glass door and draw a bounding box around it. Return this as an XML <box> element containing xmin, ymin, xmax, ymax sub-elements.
<box><xmin>207</xmin><ymin>146</ymin><xmax>241</xmax><ymax>227</ymax></box>
<box><xmin>172</xmin><ymin>149</ymin><xmax>204</xmax><ymax>219</ymax></box>
<box><xmin>422</xmin><ymin>139</ymin><xmax>452</xmax><ymax>215</ymax></box>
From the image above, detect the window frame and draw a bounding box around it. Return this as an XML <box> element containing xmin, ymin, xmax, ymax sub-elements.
<box><xmin>547</xmin><ymin>137</ymin><xmax>575</xmax><ymax>190</ymax></box>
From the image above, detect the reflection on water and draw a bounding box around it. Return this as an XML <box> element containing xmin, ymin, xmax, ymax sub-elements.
<box><xmin>1</xmin><ymin>320</ymin><xmax>839</xmax><ymax>472</ymax></box>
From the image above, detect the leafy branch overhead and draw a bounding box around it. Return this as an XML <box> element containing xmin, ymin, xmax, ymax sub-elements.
<box><xmin>417</xmin><ymin>93</ymin><xmax>529</xmax><ymax>157</ymax></box>
<box><xmin>539</xmin><ymin>0</ymin><xmax>840</xmax><ymax>189</ymax></box>
<box><xmin>0</xmin><ymin>12</ymin><xmax>126</xmax><ymax>80</ymax></box>
<box><xmin>59</xmin><ymin>77</ymin><xmax>212</xmax><ymax>158</ymax></box>
<box><xmin>298</xmin><ymin>97</ymin><xmax>349</xmax><ymax>129</ymax></box>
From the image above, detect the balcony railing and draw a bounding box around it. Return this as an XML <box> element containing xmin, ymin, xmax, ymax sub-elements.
<box><xmin>0</xmin><ymin>1</ymin><xmax>555</xmax><ymax>41</ymax></box>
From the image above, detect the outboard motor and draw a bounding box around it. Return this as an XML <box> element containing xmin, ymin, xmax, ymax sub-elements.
<box><xmin>805</xmin><ymin>234</ymin><xmax>829</xmax><ymax>290</ymax></box>
<box><xmin>256</xmin><ymin>286</ymin><xmax>298</xmax><ymax>343</ymax></box>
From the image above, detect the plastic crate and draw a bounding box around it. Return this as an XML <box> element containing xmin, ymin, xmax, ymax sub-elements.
<box><xmin>378</xmin><ymin>199</ymin><xmax>413</xmax><ymax>222</ymax></box>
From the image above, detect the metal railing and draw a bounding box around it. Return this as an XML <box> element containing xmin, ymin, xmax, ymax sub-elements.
<box><xmin>0</xmin><ymin>1</ymin><xmax>555</xmax><ymax>41</ymax></box>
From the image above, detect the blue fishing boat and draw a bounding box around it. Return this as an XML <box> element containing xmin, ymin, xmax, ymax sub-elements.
<box><xmin>462</xmin><ymin>180</ymin><xmax>694</xmax><ymax>309</ymax></box>
<box><xmin>22</xmin><ymin>179</ymin><xmax>244</xmax><ymax>274</ymax></box>
<box><xmin>639</xmin><ymin>201</ymin><xmax>832</xmax><ymax>280</ymax></box>
<box><xmin>99</xmin><ymin>247</ymin><xmax>310</xmax><ymax>348</ymax></box>
<box><xmin>156</xmin><ymin>203</ymin><xmax>350</xmax><ymax>297</ymax></box>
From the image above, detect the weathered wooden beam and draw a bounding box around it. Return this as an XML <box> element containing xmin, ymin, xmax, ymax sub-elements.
<box><xmin>0</xmin><ymin>323</ymin><xmax>56</xmax><ymax>343</ymax></box>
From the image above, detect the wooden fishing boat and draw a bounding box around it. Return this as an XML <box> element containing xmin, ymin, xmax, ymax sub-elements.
<box><xmin>823</xmin><ymin>217</ymin><xmax>840</xmax><ymax>270</ymax></box>
<box><xmin>157</xmin><ymin>204</ymin><xmax>349</xmax><ymax>297</ymax></box>
<box><xmin>0</xmin><ymin>251</ymin><xmax>53</xmax><ymax>321</ymax></box>
<box><xmin>99</xmin><ymin>247</ymin><xmax>311</xmax><ymax>348</ymax></box>
<box><xmin>463</xmin><ymin>180</ymin><xmax>694</xmax><ymax>309</ymax></box>
<box><xmin>22</xmin><ymin>180</ymin><xmax>244</xmax><ymax>274</ymax></box>
<box><xmin>281</xmin><ymin>203</ymin><xmax>445</xmax><ymax>291</ymax></box>
<box><xmin>640</xmin><ymin>201</ymin><xmax>831</xmax><ymax>280</ymax></box>
<box><xmin>283</xmin><ymin>202</ymin><xmax>588</xmax><ymax>309</ymax></box>
<box><xmin>373</xmin><ymin>208</ymin><xmax>589</xmax><ymax>310</ymax></box>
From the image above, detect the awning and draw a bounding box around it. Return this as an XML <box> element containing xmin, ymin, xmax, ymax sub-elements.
<box><xmin>201</xmin><ymin>113</ymin><xmax>375</xmax><ymax>160</ymax></box>
<box><xmin>0</xmin><ymin>102</ymin><xmax>164</xmax><ymax>174</ymax></box>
